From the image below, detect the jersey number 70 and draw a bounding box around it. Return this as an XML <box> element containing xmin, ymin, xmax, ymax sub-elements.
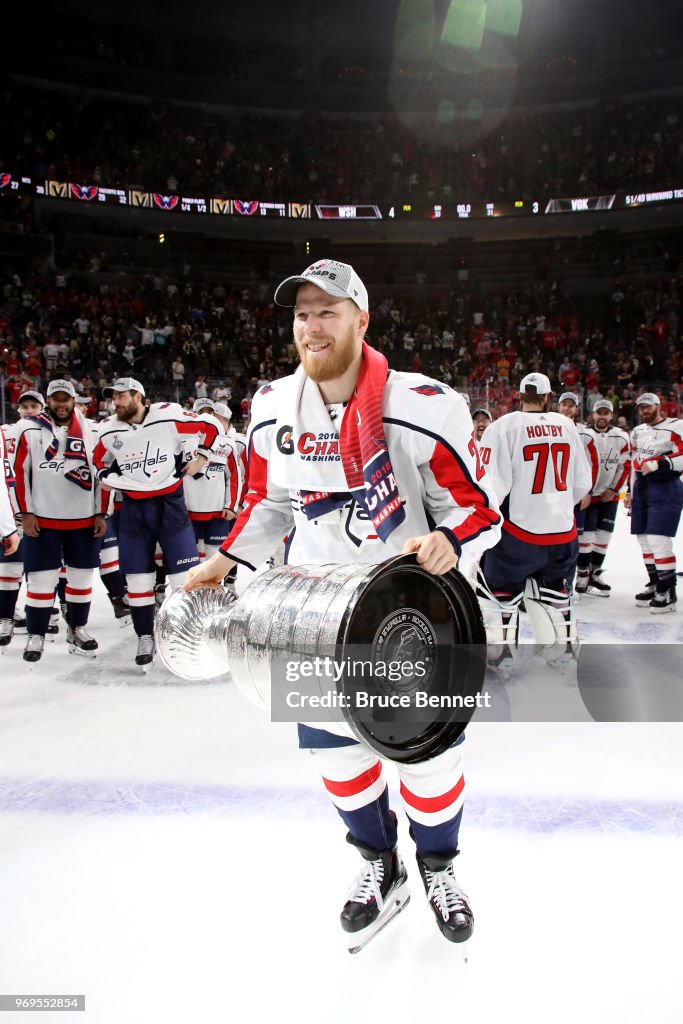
<box><xmin>523</xmin><ymin>442</ymin><xmax>570</xmax><ymax>494</ymax></box>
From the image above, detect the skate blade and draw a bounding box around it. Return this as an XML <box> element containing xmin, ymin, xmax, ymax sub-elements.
<box><xmin>454</xmin><ymin>939</ymin><xmax>470</xmax><ymax>964</ymax></box>
<box><xmin>67</xmin><ymin>646</ymin><xmax>98</xmax><ymax>659</ymax></box>
<box><xmin>346</xmin><ymin>889</ymin><xmax>411</xmax><ymax>954</ymax></box>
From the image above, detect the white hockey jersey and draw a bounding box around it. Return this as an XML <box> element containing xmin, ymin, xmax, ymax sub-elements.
<box><xmin>0</xmin><ymin>429</ymin><xmax>17</xmax><ymax>540</ymax></box>
<box><xmin>576</xmin><ymin>423</ymin><xmax>599</xmax><ymax>491</ymax></box>
<box><xmin>226</xmin><ymin>426</ymin><xmax>248</xmax><ymax>508</ymax></box>
<box><xmin>93</xmin><ymin>403</ymin><xmax>219</xmax><ymax>501</ymax></box>
<box><xmin>586</xmin><ymin>424</ymin><xmax>630</xmax><ymax>499</ymax></box>
<box><xmin>13</xmin><ymin>410</ymin><xmax>100</xmax><ymax>528</ymax></box>
<box><xmin>222</xmin><ymin>370</ymin><xmax>501</xmax><ymax>571</ymax></box>
<box><xmin>480</xmin><ymin>410</ymin><xmax>592</xmax><ymax>544</ymax></box>
<box><xmin>630</xmin><ymin>417</ymin><xmax>683</xmax><ymax>483</ymax></box>
<box><xmin>182</xmin><ymin>414</ymin><xmax>241</xmax><ymax>519</ymax></box>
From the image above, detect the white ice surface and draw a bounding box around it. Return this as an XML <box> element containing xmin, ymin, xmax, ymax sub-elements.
<box><xmin>0</xmin><ymin>508</ymin><xmax>682</xmax><ymax>1024</ymax></box>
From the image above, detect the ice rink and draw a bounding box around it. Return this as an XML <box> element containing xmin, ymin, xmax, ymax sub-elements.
<box><xmin>1</xmin><ymin>508</ymin><xmax>682</xmax><ymax>1024</ymax></box>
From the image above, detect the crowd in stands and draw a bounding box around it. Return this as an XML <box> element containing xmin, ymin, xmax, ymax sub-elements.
<box><xmin>1</xmin><ymin>262</ymin><xmax>681</xmax><ymax>428</ymax></box>
<box><xmin>3</xmin><ymin>79</ymin><xmax>683</xmax><ymax>206</ymax></box>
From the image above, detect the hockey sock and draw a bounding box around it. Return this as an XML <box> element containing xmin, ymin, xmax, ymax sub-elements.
<box><xmin>130</xmin><ymin>605</ymin><xmax>156</xmax><ymax>637</ymax></box>
<box><xmin>637</xmin><ymin>537</ymin><xmax>658</xmax><ymax>584</ymax></box>
<box><xmin>57</xmin><ymin>571</ymin><xmax>67</xmax><ymax>604</ymax></box>
<box><xmin>126</xmin><ymin>572</ymin><xmax>156</xmax><ymax>636</ymax></box>
<box><xmin>25</xmin><ymin>569</ymin><xmax>59</xmax><ymax>635</ymax></box>
<box><xmin>100</xmin><ymin>568</ymin><xmax>126</xmax><ymax>600</ymax></box>
<box><xmin>65</xmin><ymin>568</ymin><xmax>94</xmax><ymax>628</ymax></box>
<box><xmin>312</xmin><ymin>745</ymin><xmax>396</xmax><ymax>851</ymax></box>
<box><xmin>0</xmin><ymin>589</ymin><xmax>19</xmax><ymax>619</ymax></box>
<box><xmin>648</xmin><ymin>535</ymin><xmax>676</xmax><ymax>592</ymax></box>
<box><xmin>398</xmin><ymin>742</ymin><xmax>465</xmax><ymax>858</ymax></box>
<box><xmin>577</xmin><ymin>552</ymin><xmax>592</xmax><ymax>571</ymax></box>
<box><xmin>590</xmin><ymin>531</ymin><xmax>611</xmax><ymax>571</ymax></box>
<box><xmin>0</xmin><ymin>564</ymin><xmax>22</xmax><ymax>618</ymax></box>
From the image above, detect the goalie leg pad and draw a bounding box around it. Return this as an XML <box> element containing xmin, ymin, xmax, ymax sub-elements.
<box><xmin>523</xmin><ymin>578</ymin><xmax>578</xmax><ymax>672</ymax></box>
<box><xmin>476</xmin><ymin>576</ymin><xmax>523</xmax><ymax>673</ymax></box>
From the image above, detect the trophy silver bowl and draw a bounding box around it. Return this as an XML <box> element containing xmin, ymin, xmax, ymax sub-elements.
<box><xmin>155</xmin><ymin>555</ymin><xmax>487</xmax><ymax>763</ymax></box>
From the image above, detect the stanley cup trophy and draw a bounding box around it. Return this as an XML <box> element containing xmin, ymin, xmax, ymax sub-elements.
<box><xmin>155</xmin><ymin>554</ymin><xmax>487</xmax><ymax>764</ymax></box>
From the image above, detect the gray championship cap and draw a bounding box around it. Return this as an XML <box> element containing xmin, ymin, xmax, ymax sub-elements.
<box><xmin>193</xmin><ymin>398</ymin><xmax>215</xmax><ymax>413</ymax></box>
<box><xmin>47</xmin><ymin>379</ymin><xmax>77</xmax><ymax>398</ymax></box>
<box><xmin>636</xmin><ymin>392</ymin><xmax>660</xmax><ymax>406</ymax></box>
<box><xmin>274</xmin><ymin>259</ymin><xmax>369</xmax><ymax>312</ymax></box>
<box><xmin>102</xmin><ymin>377</ymin><xmax>146</xmax><ymax>398</ymax></box>
<box><xmin>17</xmin><ymin>389</ymin><xmax>45</xmax><ymax>406</ymax></box>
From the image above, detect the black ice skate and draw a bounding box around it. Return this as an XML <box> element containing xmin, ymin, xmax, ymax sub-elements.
<box><xmin>13</xmin><ymin>610</ymin><xmax>27</xmax><ymax>634</ymax></box>
<box><xmin>574</xmin><ymin>569</ymin><xmax>590</xmax><ymax>596</ymax></box>
<box><xmin>0</xmin><ymin>618</ymin><xmax>14</xmax><ymax>649</ymax></box>
<box><xmin>635</xmin><ymin>583</ymin><xmax>656</xmax><ymax>607</ymax></box>
<box><xmin>586</xmin><ymin>570</ymin><xmax>611</xmax><ymax>597</ymax></box>
<box><xmin>650</xmin><ymin>588</ymin><xmax>677</xmax><ymax>615</ymax></box>
<box><xmin>341</xmin><ymin>834</ymin><xmax>410</xmax><ymax>954</ymax></box>
<box><xmin>66</xmin><ymin>625</ymin><xmax>98</xmax><ymax>657</ymax></box>
<box><xmin>109</xmin><ymin>595</ymin><xmax>132</xmax><ymax>625</ymax></box>
<box><xmin>135</xmin><ymin>634</ymin><xmax>155</xmax><ymax>670</ymax></box>
<box><xmin>417</xmin><ymin>851</ymin><xmax>473</xmax><ymax>952</ymax></box>
<box><xmin>47</xmin><ymin>607</ymin><xmax>60</xmax><ymax>637</ymax></box>
<box><xmin>23</xmin><ymin>634</ymin><xmax>45</xmax><ymax>663</ymax></box>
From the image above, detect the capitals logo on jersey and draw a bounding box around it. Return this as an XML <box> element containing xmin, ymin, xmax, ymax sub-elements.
<box><xmin>153</xmin><ymin>193</ymin><xmax>179</xmax><ymax>211</ymax></box>
<box><xmin>0</xmin><ymin>173</ymin><xmax>11</xmax><ymax>190</ymax></box>
<box><xmin>71</xmin><ymin>184</ymin><xmax>98</xmax><ymax>202</ymax></box>
<box><xmin>411</xmin><ymin>383</ymin><xmax>445</xmax><ymax>397</ymax></box>
<box><xmin>234</xmin><ymin>200</ymin><xmax>258</xmax><ymax>216</ymax></box>
<box><xmin>258</xmin><ymin>384</ymin><xmax>274</xmax><ymax>396</ymax></box>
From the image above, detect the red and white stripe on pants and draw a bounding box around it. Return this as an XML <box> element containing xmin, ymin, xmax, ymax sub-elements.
<box><xmin>313</xmin><ymin>741</ymin><xmax>465</xmax><ymax>827</ymax></box>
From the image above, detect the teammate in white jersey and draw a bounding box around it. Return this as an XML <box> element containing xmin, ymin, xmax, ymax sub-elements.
<box><xmin>13</xmin><ymin>380</ymin><xmax>106</xmax><ymax>662</ymax></box>
<box><xmin>478</xmin><ymin>372</ymin><xmax>592</xmax><ymax>672</ymax></box>
<box><xmin>182</xmin><ymin>404</ymin><xmax>241</xmax><ymax>563</ymax></box>
<box><xmin>183</xmin><ymin>258</ymin><xmax>501</xmax><ymax>951</ymax></box>
<box><xmin>575</xmin><ymin>398</ymin><xmax>630</xmax><ymax>597</ymax></box>
<box><xmin>93</xmin><ymin>377</ymin><xmax>219</xmax><ymax>666</ymax></box>
<box><xmin>627</xmin><ymin>392</ymin><xmax>683</xmax><ymax>612</ymax></box>
<box><xmin>0</xmin><ymin>430</ymin><xmax>19</xmax><ymax>559</ymax></box>
<box><xmin>0</xmin><ymin>390</ymin><xmax>45</xmax><ymax>646</ymax></box>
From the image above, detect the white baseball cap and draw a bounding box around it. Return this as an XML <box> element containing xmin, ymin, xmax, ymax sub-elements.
<box><xmin>17</xmin><ymin>390</ymin><xmax>45</xmax><ymax>406</ymax></box>
<box><xmin>520</xmin><ymin>372</ymin><xmax>552</xmax><ymax>395</ymax></box>
<box><xmin>274</xmin><ymin>259</ymin><xmax>368</xmax><ymax>312</ymax></box>
<box><xmin>47</xmin><ymin>379</ymin><xmax>77</xmax><ymax>398</ymax></box>
<box><xmin>559</xmin><ymin>391</ymin><xmax>580</xmax><ymax>405</ymax></box>
<box><xmin>193</xmin><ymin>398</ymin><xmax>215</xmax><ymax>413</ymax></box>
<box><xmin>472</xmin><ymin>407</ymin><xmax>492</xmax><ymax>420</ymax></box>
<box><xmin>636</xmin><ymin>392</ymin><xmax>660</xmax><ymax>406</ymax></box>
<box><xmin>593</xmin><ymin>399</ymin><xmax>614</xmax><ymax>413</ymax></box>
<box><xmin>213</xmin><ymin>402</ymin><xmax>233</xmax><ymax>420</ymax></box>
<box><xmin>103</xmin><ymin>377</ymin><xmax>146</xmax><ymax>398</ymax></box>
